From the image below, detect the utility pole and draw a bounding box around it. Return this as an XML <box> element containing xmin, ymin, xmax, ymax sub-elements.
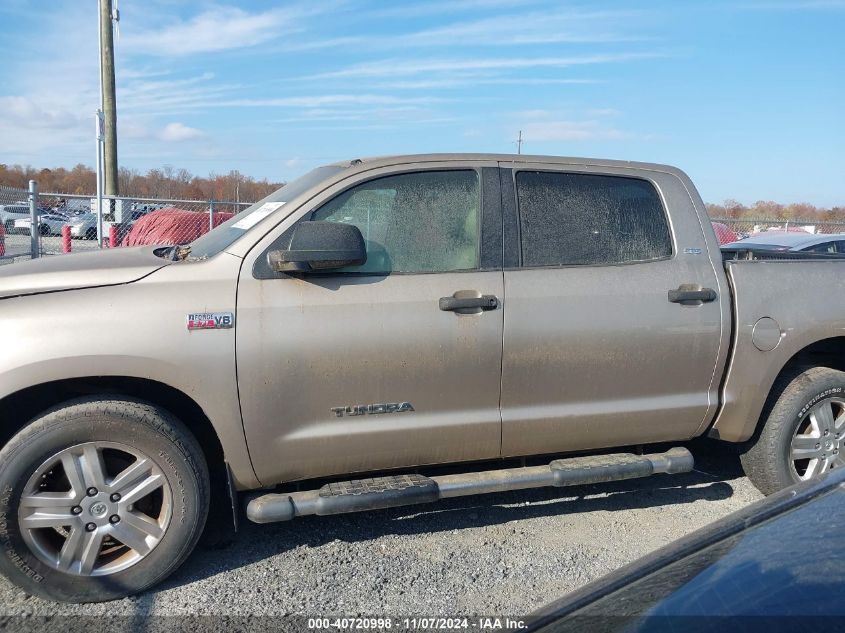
<box><xmin>99</xmin><ymin>0</ymin><xmax>119</xmax><ymax>199</ymax></box>
<box><xmin>516</xmin><ymin>130</ymin><xmax>523</xmax><ymax>155</ymax></box>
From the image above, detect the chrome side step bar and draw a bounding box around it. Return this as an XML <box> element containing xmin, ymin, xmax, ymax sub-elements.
<box><xmin>246</xmin><ymin>447</ymin><xmax>693</xmax><ymax>524</ymax></box>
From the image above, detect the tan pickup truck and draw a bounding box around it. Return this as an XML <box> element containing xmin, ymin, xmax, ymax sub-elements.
<box><xmin>2</xmin><ymin>154</ymin><xmax>844</xmax><ymax>603</ymax></box>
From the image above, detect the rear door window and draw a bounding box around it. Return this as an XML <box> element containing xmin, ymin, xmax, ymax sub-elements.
<box><xmin>515</xmin><ymin>171</ymin><xmax>672</xmax><ymax>267</ymax></box>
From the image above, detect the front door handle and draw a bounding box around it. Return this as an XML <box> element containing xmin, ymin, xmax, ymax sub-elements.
<box><xmin>668</xmin><ymin>285</ymin><xmax>717</xmax><ymax>304</ymax></box>
<box><xmin>439</xmin><ymin>294</ymin><xmax>498</xmax><ymax>312</ymax></box>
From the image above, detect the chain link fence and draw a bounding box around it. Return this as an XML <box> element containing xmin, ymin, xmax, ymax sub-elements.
<box><xmin>0</xmin><ymin>184</ymin><xmax>37</xmax><ymax>263</ymax></box>
<box><xmin>5</xmin><ymin>181</ymin><xmax>845</xmax><ymax>263</ymax></box>
<box><xmin>0</xmin><ymin>182</ymin><xmax>251</xmax><ymax>263</ymax></box>
<box><xmin>710</xmin><ymin>217</ymin><xmax>845</xmax><ymax>243</ymax></box>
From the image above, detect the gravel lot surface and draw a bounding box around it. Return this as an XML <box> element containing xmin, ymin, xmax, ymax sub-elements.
<box><xmin>0</xmin><ymin>441</ymin><xmax>762</xmax><ymax>617</ymax></box>
<box><xmin>0</xmin><ymin>234</ymin><xmax>100</xmax><ymax>263</ymax></box>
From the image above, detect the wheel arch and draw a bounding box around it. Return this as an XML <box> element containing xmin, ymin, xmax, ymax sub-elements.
<box><xmin>0</xmin><ymin>375</ymin><xmax>245</xmax><ymax>533</ymax></box>
<box><xmin>0</xmin><ymin>376</ymin><xmax>223</xmax><ymax>469</ymax></box>
<box><xmin>710</xmin><ymin>335</ymin><xmax>845</xmax><ymax>443</ymax></box>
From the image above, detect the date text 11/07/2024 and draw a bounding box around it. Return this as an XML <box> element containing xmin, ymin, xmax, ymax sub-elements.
<box><xmin>306</xmin><ymin>617</ymin><xmax>528</xmax><ymax>630</ymax></box>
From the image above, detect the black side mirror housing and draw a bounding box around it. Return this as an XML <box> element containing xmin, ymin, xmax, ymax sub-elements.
<box><xmin>267</xmin><ymin>221</ymin><xmax>367</xmax><ymax>273</ymax></box>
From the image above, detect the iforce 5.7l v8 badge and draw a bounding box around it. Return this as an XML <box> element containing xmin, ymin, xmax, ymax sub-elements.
<box><xmin>186</xmin><ymin>312</ymin><xmax>234</xmax><ymax>330</ymax></box>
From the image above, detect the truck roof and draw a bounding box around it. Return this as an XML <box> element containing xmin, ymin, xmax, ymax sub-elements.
<box><xmin>325</xmin><ymin>154</ymin><xmax>689</xmax><ymax>178</ymax></box>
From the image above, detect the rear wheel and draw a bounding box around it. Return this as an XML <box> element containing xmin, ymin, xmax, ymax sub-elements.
<box><xmin>0</xmin><ymin>398</ymin><xmax>209</xmax><ymax>602</ymax></box>
<box><xmin>741</xmin><ymin>366</ymin><xmax>845</xmax><ymax>495</ymax></box>
<box><xmin>85</xmin><ymin>227</ymin><xmax>97</xmax><ymax>240</ymax></box>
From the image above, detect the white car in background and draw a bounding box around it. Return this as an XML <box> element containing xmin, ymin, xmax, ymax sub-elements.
<box><xmin>0</xmin><ymin>204</ymin><xmax>32</xmax><ymax>233</ymax></box>
<box><xmin>13</xmin><ymin>213</ymin><xmax>69</xmax><ymax>236</ymax></box>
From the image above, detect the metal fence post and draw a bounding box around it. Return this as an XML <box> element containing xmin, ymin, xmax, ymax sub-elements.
<box><xmin>28</xmin><ymin>180</ymin><xmax>39</xmax><ymax>259</ymax></box>
<box><xmin>209</xmin><ymin>199</ymin><xmax>214</xmax><ymax>231</ymax></box>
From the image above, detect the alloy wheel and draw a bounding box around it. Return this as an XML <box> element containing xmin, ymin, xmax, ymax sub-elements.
<box><xmin>790</xmin><ymin>397</ymin><xmax>845</xmax><ymax>480</ymax></box>
<box><xmin>18</xmin><ymin>441</ymin><xmax>172</xmax><ymax>577</ymax></box>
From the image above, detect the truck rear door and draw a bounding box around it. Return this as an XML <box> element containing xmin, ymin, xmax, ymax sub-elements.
<box><xmin>498</xmin><ymin>162</ymin><xmax>728</xmax><ymax>457</ymax></box>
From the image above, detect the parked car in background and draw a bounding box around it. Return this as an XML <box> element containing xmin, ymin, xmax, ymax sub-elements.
<box><xmin>710</xmin><ymin>221</ymin><xmax>739</xmax><ymax>245</ymax></box>
<box><xmin>723</xmin><ymin>232</ymin><xmax>845</xmax><ymax>254</ymax></box>
<box><xmin>529</xmin><ymin>467</ymin><xmax>845</xmax><ymax>629</ymax></box>
<box><xmin>0</xmin><ymin>204</ymin><xmax>33</xmax><ymax>233</ymax></box>
<box><xmin>67</xmin><ymin>213</ymin><xmax>102</xmax><ymax>240</ymax></box>
<box><xmin>14</xmin><ymin>213</ymin><xmax>69</xmax><ymax>236</ymax></box>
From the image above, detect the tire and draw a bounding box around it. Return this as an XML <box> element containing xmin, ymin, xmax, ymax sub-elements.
<box><xmin>741</xmin><ymin>366</ymin><xmax>845</xmax><ymax>495</ymax></box>
<box><xmin>0</xmin><ymin>397</ymin><xmax>209</xmax><ymax>602</ymax></box>
<box><xmin>39</xmin><ymin>224</ymin><xmax>50</xmax><ymax>236</ymax></box>
<box><xmin>85</xmin><ymin>228</ymin><xmax>97</xmax><ymax>240</ymax></box>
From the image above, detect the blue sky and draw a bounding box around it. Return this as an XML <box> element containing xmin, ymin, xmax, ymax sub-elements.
<box><xmin>0</xmin><ymin>0</ymin><xmax>843</xmax><ymax>205</ymax></box>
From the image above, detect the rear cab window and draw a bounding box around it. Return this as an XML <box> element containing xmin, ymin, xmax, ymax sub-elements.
<box><xmin>514</xmin><ymin>171</ymin><xmax>672</xmax><ymax>267</ymax></box>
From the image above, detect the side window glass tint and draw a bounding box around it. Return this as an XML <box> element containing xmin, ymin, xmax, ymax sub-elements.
<box><xmin>515</xmin><ymin>171</ymin><xmax>672</xmax><ymax>267</ymax></box>
<box><xmin>807</xmin><ymin>241</ymin><xmax>835</xmax><ymax>254</ymax></box>
<box><xmin>312</xmin><ymin>170</ymin><xmax>480</xmax><ymax>273</ymax></box>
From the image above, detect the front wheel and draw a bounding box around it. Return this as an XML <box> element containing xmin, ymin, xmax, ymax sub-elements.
<box><xmin>741</xmin><ymin>366</ymin><xmax>845</xmax><ymax>495</ymax></box>
<box><xmin>0</xmin><ymin>397</ymin><xmax>209</xmax><ymax>602</ymax></box>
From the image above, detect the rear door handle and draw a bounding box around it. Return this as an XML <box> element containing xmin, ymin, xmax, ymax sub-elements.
<box><xmin>439</xmin><ymin>294</ymin><xmax>499</xmax><ymax>312</ymax></box>
<box><xmin>668</xmin><ymin>285</ymin><xmax>717</xmax><ymax>304</ymax></box>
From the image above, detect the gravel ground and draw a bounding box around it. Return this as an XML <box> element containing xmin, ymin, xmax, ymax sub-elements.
<box><xmin>0</xmin><ymin>234</ymin><xmax>100</xmax><ymax>262</ymax></box>
<box><xmin>0</xmin><ymin>441</ymin><xmax>762</xmax><ymax>617</ymax></box>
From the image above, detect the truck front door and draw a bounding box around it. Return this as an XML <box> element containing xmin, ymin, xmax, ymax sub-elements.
<box><xmin>237</xmin><ymin>163</ymin><xmax>505</xmax><ymax>484</ymax></box>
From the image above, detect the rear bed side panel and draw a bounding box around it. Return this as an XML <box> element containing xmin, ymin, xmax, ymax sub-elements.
<box><xmin>710</xmin><ymin>261</ymin><xmax>845</xmax><ymax>442</ymax></box>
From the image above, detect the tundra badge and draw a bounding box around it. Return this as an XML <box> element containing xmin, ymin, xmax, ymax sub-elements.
<box><xmin>331</xmin><ymin>403</ymin><xmax>415</xmax><ymax>417</ymax></box>
<box><xmin>187</xmin><ymin>312</ymin><xmax>234</xmax><ymax>330</ymax></box>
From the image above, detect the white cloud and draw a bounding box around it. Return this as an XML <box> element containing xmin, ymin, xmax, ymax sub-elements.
<box><xmin>401</xmin><ymin>10</ymin><xmax>644</xmax><ymax>47</ymax></box>
<box><xmin>742</xmin><ymin>0</ymin><xmax>845</xmax><ymax>8</ymax></box>
<box><xmin>520</xmin><ymin>120</ymin><xmax>628</xmax><ymax>141</ymax></box>
<box><xmin>0</xmin><ymin>96</ymin><xmax>83</xmax><ymax>129</ymax></box>
<box><xmin>313</xmin><ymin>52</ymin><xmax>661</xmax><ymax>79</ymax></box>
<box><xmin>215</xmin><ymin>94</ymin><xmax>441</xmax><ymax>108</ymax></box>
<box><xmin>373</xmin><ymin>0</ymin><xmax>551</xmax><ymax>19</ymax></box>
<box><xmin>122</xmin><ymin>7</ymin><xmax>298</xmax><ymax>56</ymax></box>
<box><xmin>514</xmin><ymin>109</ymin><xmax>634</xmax><ymax>142</ymax></box>
<box><xmin>276</xmin><ymin>8</ymin><xmax>644</xmax><ymax>53</ymax></box>
<box><xmin>379</xmin><ymin>77</ymin><xmax>602</xmax><ymax>90</ymax></box>
<box><xmin>156</xmin><ymin>122</ymin><xmax>204</xmax><ymax>142</ymax></box>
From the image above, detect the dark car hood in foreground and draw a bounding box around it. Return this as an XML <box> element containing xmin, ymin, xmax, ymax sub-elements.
<box><xmin>0</xmin><ymin>247</ymin><xmax>170</xmax><ymax>299</ymax></box>
<box><xmin>530</xmin><ymin>469</ymin><xmax>845</xmax><ymax>631</ymax></box>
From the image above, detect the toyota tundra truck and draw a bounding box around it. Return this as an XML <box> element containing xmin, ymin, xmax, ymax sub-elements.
<box><xmin>1</xmin><ymin>154</ymin><xmax>843</xmax><ymax>603</ymax></box>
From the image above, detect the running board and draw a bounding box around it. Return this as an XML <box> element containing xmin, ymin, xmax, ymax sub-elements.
<box><xmin>245</xmin><ymin>447</ymin><xmax>693</xmax><ymax>524</ymax></box>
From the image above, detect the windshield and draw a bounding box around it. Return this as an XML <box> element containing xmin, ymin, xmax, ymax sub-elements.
<box><xmin>187</xmin><ymin>165</ymin><xmax>345</xmax><ymax>259</ymax></box>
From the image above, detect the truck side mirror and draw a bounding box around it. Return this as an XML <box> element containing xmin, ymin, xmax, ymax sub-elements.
<box><xmin>267</xmin><ymin>221</ymin><xmax>367</xmax><ymax>273</ymax></box>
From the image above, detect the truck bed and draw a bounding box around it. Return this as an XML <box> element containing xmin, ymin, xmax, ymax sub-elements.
<box><xmin>721</xmin><ymin>246</ymin><xmax>845</xmax><ymax>261</ymax></box>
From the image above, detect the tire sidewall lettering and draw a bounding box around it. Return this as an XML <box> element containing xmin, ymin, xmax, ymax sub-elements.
<box><xmin>0</xmin><ymin>484</ymin><xmax>44</xmax><ymax>583</ymax></box>
<box><xmin>797</xmin><ymin>387</ymin><xmax>842</xmax><ymax>420</ymax></box>
<box><xmin>158</xmin><ymin>450</ymin><xmax>188</xmax><ymax>526</ymax></box>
